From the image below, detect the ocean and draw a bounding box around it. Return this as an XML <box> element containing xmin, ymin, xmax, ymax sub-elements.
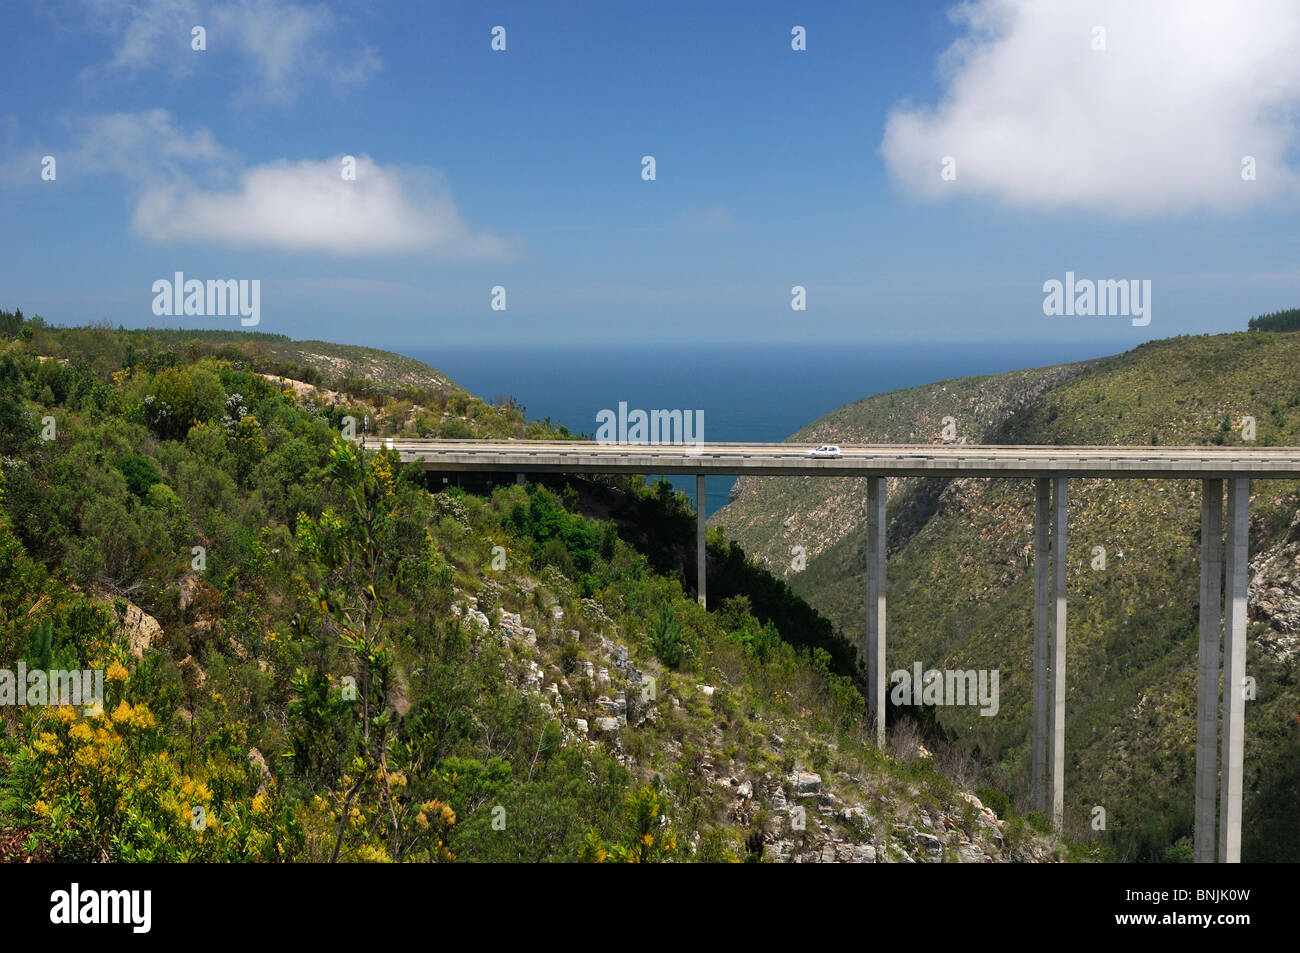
<box><xmin>399</xmin><ymin>340</ymin><xmax>1123</xmax><ymax>517</ymax></box>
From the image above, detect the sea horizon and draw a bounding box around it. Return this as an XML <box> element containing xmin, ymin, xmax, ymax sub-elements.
<box><xmin>400</xmin><ymin>338</ymin><xmax>1132</xmax><ymax>516</ymax></box>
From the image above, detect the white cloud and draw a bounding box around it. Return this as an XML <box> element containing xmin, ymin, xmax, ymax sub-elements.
<box><xmin>0</xmin><ymin>108</ymin><xmax>231</xmax><ymax>186</ymax></box>
<box><xmin>4</xmin><ymin>108</ymin><xmax>508</xmax><ymax>259</ymax></box>
<box><xmin>881</xmin><ymin>0</ymin><xmax>1300</xmax><ymax>216</ymax></box>
<box><xmin>209</xmin><ymin>0</ymin><xmax>380</xmax><ymax>104</ymax></box>
<box><xmin>132</xmin><ymin>155</ymin><xmax>515</xmax><ymax>258</ymax></box>
<box><xmin>75</xmin><ymin>109</ymin><xmax>232</xmax><ymax>180</ymax></box>
<box><xmin>78</xmin><ymin>0</ymin><xmax>198</xmax><ymax>78</ymax></box>
<box><xmin>77</xmin><ymin>0</ymin><xmax>380</xmax><ymax>103</ymax></box>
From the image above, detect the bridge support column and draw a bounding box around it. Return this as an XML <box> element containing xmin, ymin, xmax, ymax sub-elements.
<box><xmin>1195</xmin><ymin>479</ymin><xmax>1223</xmax><ymax>863</ymax></box>
<box><xmin>696</xmin><ymin>475</ymin><xmax>706</xmax><ymax>607</ymax></box>
<box><xmin>1047</xmin><ymin>477</ymin><xmax>1067</xmax><ymax>831</ymax></box>
<box><xmin>866</xmin><ymin>476</ymin><xmax>887</xmax><ymax>748</ymax></box>
<box><xmin>1031</xmin><ymin>479</ymin><xmax>1051</xmax><ymax>813</ymax></box>
<box><xmin>1219</xmin><ymin>478</ymin><xmax>1249</xmax><ymax>863</ymax></box>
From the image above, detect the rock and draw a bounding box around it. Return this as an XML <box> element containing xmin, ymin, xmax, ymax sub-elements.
<box><xmin>387</xmin><ymin>667</ymin><xmax>411</xmax><ymax>716</ymax></box>
<box><xmin>959</xmin><ymin>792</ymin><xmax>984</xmax><ymax>812</ymax></box>
<box><xmin>737</xmin><ymin>780</ymin><xmax>753</xmax><ymax>799</ymax></box>
<box><xmin>767</xmin><ymin>840</ymin><xmax>793</xmax><ymax>863</ymax></box>
<box><xmin>597</xmin><ymin>667</ymin><xmax>610</xmax><ymax>686</ymax></box>
<box><xmin>816</xmin><ymin>791</ymin><xmax>841</xmax><ymax>814</ymax></box>
<box><xmin>789</xmin><ymin>771</ymin><xmax>822</xmax><ymax>795</ymax></box>
<box><xmin>575</xmin><ymin>718</ymin><xmax>588</xmax><ymax>734</ymax></box>
<box><xmin>178</xmin><ymin>573</ymin><xmax>203</xmax><ymax>611</ymax></box>
<box><xmin>179</xmin><ymin>654</ymin><xmax>206</xmax><ymax>689</ymax></box>
<box><xmin>976</xmin><ymin>811</ymin><xmax>1005</xmax><ymax>839</ymax></box>
<box><xmin>110</xmin><ymin>598</ymin><xmax>163</xmax><ymax>660</ymax></box>
<box><xmin>829</xmin><ymin>841</ymin><xmax>876</xmax><ymax>863</ymax></box>
<box><xmin>917</xmin><ymin>832</ymin><xmax>944</xmax><ymax>859</ymax></box>
<box><xmin>595</xmin><ymin>716</ymin><xmax>619</xmax><ymax>733</ymax></box>
<box><xmin>698</xmin><ymin>685</ymin><xmax>716</xmax><ymax>697</ymax></box>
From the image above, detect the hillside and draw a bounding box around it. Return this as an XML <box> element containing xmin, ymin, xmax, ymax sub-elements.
<box><xmin>0</xmin><ymin>309</ymin><xmax>1071</xmax><ymax>863</ymax></box>
<box><xmin>5</xmin><ymin>314</ymin><xmax>572</xmax><ymax>442</ymax></box>
<box><xmin>714</xmin><ymin>332</ymin><xmax>1300</xmax><ymax>861</ymax></box>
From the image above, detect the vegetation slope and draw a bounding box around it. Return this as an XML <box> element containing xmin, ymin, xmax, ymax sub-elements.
<box><xmin>0</xmin><ymin>310</ymin><xmax>1067</xmax><ymax>862</ymax></box>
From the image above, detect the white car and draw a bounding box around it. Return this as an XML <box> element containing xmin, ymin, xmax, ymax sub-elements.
<box><xmin>805</xmin><ymin>444</ymin><xmax>842</xmax><ymax>458</ymax></box>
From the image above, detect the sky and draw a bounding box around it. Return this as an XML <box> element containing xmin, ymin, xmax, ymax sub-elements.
<box><xmin>2</xmin><ymin>0</ymin><xmax>1300</xmax><ymax>350</ymax></box>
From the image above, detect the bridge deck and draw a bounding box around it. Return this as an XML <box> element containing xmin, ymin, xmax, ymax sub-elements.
<box><xmin>379</xmin><ymin>439</ymin><xmax>1300</xmax><ymax>479</ymax></box>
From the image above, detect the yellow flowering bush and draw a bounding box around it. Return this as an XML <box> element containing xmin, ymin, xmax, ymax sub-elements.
<box><xmin>16</xmin><ymin>703</ymin><xmax>301</xmax><ymax>862</ymax></box>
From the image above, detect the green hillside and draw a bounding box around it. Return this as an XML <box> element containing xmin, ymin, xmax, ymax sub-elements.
<box><xmin>0</xmin><ymin>310</ymin><xmax>1065</xmax><ymax>863</ymax></box>
<box><xmin>716</xmin><ymin>332</ymin><xmax>1300</xmax><ymax>861</ymax></box>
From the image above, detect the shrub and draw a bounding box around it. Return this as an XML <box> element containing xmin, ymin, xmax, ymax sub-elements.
<box><xmin>650</xmin><ymin>605</ymin><xmax>684</xmax><ymax>668</ymax></box>
<box><xmin>116</xmin><ymin>453</ymin><xmax>162</xmax><ymax>499</ymax></box>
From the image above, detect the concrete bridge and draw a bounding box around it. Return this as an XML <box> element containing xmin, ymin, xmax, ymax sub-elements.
<box><xmin>381</xmin><ymin>437</ymin><xmax>1300</xmax><ymax>863</ymax></box>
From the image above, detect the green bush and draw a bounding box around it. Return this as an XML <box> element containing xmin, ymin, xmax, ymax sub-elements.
<box><xmin>650</xmin><ymin>605</ymin><xmax>684</xmax><ymax>668</ymax></box>
<box><xmin>116</xmin><ymin>453</ymin><xmax>162</xmax><ymax>498</ymax></box>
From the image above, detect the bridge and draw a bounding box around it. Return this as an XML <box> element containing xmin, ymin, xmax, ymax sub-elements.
<box><xmin>379</xmin><ymin>437</ymin><xmax>1300</xmax><ymax>863</ymax></box>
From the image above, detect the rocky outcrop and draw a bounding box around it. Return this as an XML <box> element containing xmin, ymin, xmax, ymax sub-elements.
<box><xmin>1249</xmin><ymin>509</ymin><xmax>1300</xmax><ymax>662</ymax></box>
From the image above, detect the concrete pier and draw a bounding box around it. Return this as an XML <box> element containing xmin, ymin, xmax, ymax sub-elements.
<box><xmin>866</xmin><ymin>476</ymin><xmax>887</xmax><ymax>748</ymax></box>
<box><xmin>1219</xmin><ymin>478</ymin><xmax>1249</xmax><ymax>863</ymax></box>
<box><xmin>696</xmin><ymin>474</ymin><xmax>706</xmax><ymax>607</ymax></box>
<box><xmin>1048</xmin><ymin>477</ymin><xmax>1067</xmax><ymax>830</ymax></box>
<box><xmin>1195</xmin><ymin>480</ymin><xmax>1222</xmax><ymax>863</ymax></box>
<box><xmin>1032</xmin><ymin>479</ymin><xmax>1051</xmax><ymax>813</ymax></box>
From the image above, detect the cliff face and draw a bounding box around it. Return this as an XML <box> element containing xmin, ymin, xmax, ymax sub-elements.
<box><xmin>714</xmin><ymin>332</ymin><xmax>1300</xmax><ymax>861</ymax></box>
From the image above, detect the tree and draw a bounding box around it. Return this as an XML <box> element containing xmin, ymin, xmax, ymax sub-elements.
<box><xmin>649</xmin><ymin>604</ymin><xmax>684</xmax><ymax>668</ymax></box>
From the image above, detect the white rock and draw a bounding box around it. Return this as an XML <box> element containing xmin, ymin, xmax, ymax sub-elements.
<box><xmin>789</xmin><ymin>771</ymin><xmax>822</xmax><ymax>795</ymax></box>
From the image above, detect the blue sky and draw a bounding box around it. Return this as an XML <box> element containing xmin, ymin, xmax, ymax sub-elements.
<box><xmin>3</xmin><ymin>0</ymin><xmax>1300</xmax><ymax>349</ymax></box>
